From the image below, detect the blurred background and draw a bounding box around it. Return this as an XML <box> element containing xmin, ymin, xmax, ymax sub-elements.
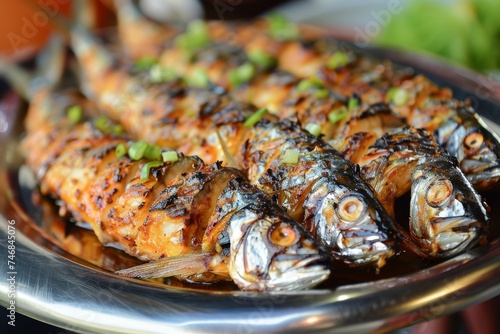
<box><xmin>1</xmin><ymin>0</ymin><xmax>498</xmax><ymax>333</ymax></box>
<box><xmin>1</xmin><ymin>0</ymin><xmax>500</xmax><ymax>76</ymax></box>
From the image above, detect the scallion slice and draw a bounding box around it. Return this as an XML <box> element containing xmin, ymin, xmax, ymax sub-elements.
<box><xmin>280</xmin><ymin>149</ymin><xmax>299</xmax><ymax>164</ymax></box>
<box><xmin>305</xmin><ymin>123</ymin><xmax>321</xmax><ymax>137</ymax></box>
<box><xmin>67</xmin><ymin>105</ymin><xmax>82</xmax><ymax>124</ymax></box>
<box><xmin>135</xmin><ymin>56</ymin><xmax>158</xmax><ymax>70</ymax></box>
<box><xmin>229</xmin><ymin>62</ymin><xmax>255</xmax><ymax>87</ymax></box>
<box><xmin>243</xmin><ymin>108</ymin><xmax>268</xmax><ymax>128</ymax></box>
<box><xmin>150</xmin><ymin>65</ymin><xmax>178</xmax><ymax>83</ymax></box>
<box><xmin>189</xmin><ymin>69</ymin><xmax>210</xmax><ymax>88</ymax></box>
<box><xmin>128</xmin><ymin>141</ymin><xmax>149</xmax><ymax>160</ymax></box>
<box><xmin>140</xmin><ymin>161</ymin><xmax>163</xmax><ymax>182</ymax></box>
<box><xmin>115</xmin><ymin>143</ymin><xmax>127</xmax><ymax>158</ymax></box>
<box><xmin>162</xmin><ymin>151</ymin><xmax>179</xmax><ymax>162</ymax></box>
<box><xmin>328</xmin><ymin>106</ymin><xmax>349</xmax><ymax>124</ymax></box>
<box><xmin>387</xmin><ymin>87</ymin><xmax>409</xmax><ymax>106</ymax></box>
<box><xmin>348</xmin><ymin>98</ymin><xmax>359</xmax><ymax>110</ymax></box>
<box><xmin>248</xmin><ymin>50</ymin><xmax>276</xmax><ymax>69</ymax></box>
<box><xmin>144</xmin><ymin>144</ymin><xmax>162</xmax><ymax>160</ymax></box>
<box><xmin>267</xmin><ymin>13</ymin><xmax>299</xmax><ymax>40</ymax></box>
<box><xmin>175</xmin><ymin>20</ymin><xmax>211</xmax><ymax>57</ymax></box>
<box><xmin>326</xmin><ymin>51</ymin><xmax>350</xmax><ymax>69</ymax></box>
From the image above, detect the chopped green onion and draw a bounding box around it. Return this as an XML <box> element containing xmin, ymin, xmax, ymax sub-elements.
<box><xmin>94</xmin><ymin>115</ymin><xmax>110</xmax><ymax>132</ymax></box>
<box><xmin>175</xmin><ymin>20</ymin><xmax>211</xmax><ymax>57</ymax></box>
<box><xmin>280</xmin><ymin>149</ymin><xmax>299</xmax><ymax>164</ymax></box>
<box><xmin>328</xmin><ymin>106</ymin><xmax>349</xmax><ymax>124</ymax></box>
<box><xmin>297</xmin><ymin>79</ymin><xmax>314</xmax><ymax>92</ymax></box>
<box><xmin>144</xmin><ymin>144</ymin><xmax>162</xmax><ymax>160</ymax></box>
<box><xmin>267</xmin><ymin>13</ymin><xmax>299</xmax><ymax>40</ymax></box>
<box><xmin>67</xmin><ymin>105</ymin><xmax>82</xmax><ymax>124</ymax></box>
<box><xmin>150</xmin><ymin>65</ymin><xmax>178</xmax><ymax>83</ymax></box>
<box><xmin>229</xmin><ymin>62</ymin><xmax>255</xmax><ymax>87</ymax></box>
<box><xmin>162</xmin><ymin>151</ymin><xmax>179</xmax><ymax>162</ymax></box>
<box><xmin>243</xmin><ymin>108</ymin><xmax>268</xmax><ymax>128</ymax></box>
<box><xmin>326</xmin><ymin>51</ymin><xmax>350</xmax><ymax>69</ymax></box>
<box><xmin>140</xmin><ymin>161</ymin><xmax>163</xmax><ymax>182</ymax></box>
<box><xmin>135</xmin><ymin>56</ymin><xmax>158</xmax><ymax>70</ymax></box>
<box><xmin>248</xmin><ymin>50</ymin><xmax>276</xmax><ymax>69</ymax></box>
<box><xmin>305</xmin><ymin>123</ymin><xmax>322</xmax><ymax>137</ymax></box>
<box><xmin>348</xmin><ymin>98</ymin><xmax>359</xmax><ymax>110</ymax></box>
<box><xmin>128</xmin><ymin>141</ymin><xmax>149</xmax><ymax>160</ymax></box>
<box><xmin>111</xmin><ymin>124</ymin><xmax>123</xmax><ymax>135</ymax></box>
<box><xmin>297</xmin><ymin>77</ymin><xmax>325</xmax><ymax>92</ymax></box>
<box><xmin>387</xmin><ymin>87</ymin><xmax>409</xmax><ymax>106</ymax></box>
<box><xmin>314</xmin><ymin>88</ymin><xmax>329</xmax><ymax>99</ymax></box>
<box><xmin>115</xmin><ymin>143</ymin><xmax>127</xmax><ymax>158</ymax></box>
<box><xmin>188</xmin><ymin>69</ymin><xmax>210</xmax><ymax>88</ymax></box>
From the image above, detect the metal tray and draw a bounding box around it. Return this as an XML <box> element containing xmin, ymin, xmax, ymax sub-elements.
<box><xmin>1</xmin><ymin>47</ymin><xmax>499</xmax><ymax>334</ymax></box>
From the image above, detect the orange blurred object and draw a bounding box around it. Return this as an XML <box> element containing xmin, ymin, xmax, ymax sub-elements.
<box><xmin>0</xmin><ymin>0</ymin><xmax>113</xmax><ymax>60</ymax></box>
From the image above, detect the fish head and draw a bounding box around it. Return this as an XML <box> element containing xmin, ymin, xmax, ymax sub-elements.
<box><xmin>309</xmin><ymin>178</ymin><xmax>399</xmax><ymax>268</ymax></box>
<box><xmin>435</xmin><ymin>107</ymin><xmax>500</xmax><ymax>190</ymax></box>
<box><xmin>227</xmin><ymin>208</ymin><xmax>330</xmax><ymax>291</ymax></box>
<box><xmin>410</xmin><ymin>158</ymin><xmax>489</xmax><ymax>258</ymax></box>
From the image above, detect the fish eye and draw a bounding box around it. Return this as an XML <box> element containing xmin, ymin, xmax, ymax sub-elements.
<box><xmin>426</xmin><ymin>179</ymin><xmax>453</xmax><ymax>207</ymax></box>
<box><xmin>463</xmin><ymin>132</ymin><xmax>483</xmax><ymax>149</ymax></box>
<box><xmin>269</xmin><ymin>223</ymin><xmax>298</xmax><ymax>247</ymax></box>
<box><xmin>338</xmin><ymin>195</ymin><xmax>366</xmax><ymax>222</ymax></box>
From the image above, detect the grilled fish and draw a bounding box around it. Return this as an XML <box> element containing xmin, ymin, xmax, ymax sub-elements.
<box><xmin>335</xmin><ymin>122</ymin><xmax>489</xmax><ymax>258</ymax></box>
<box><xmin>21</xmin><ymin>108</ymin><xmax>330</xmax><ymax>291</ymax></box>
<box><xmin>110</xmin><ymin>7</ymin><xmax>500</xmax><ymax>190</ymax></box>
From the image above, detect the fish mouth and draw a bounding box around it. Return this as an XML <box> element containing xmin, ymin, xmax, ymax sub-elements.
<box><xmin>270</xmin><ymin>254</ymin><xmax>331</xmax><ymax>290</ymax></box>
<box><xmin>461</xmin><ymin>159</ymin><xmax>500</xmax><ymax>189</ymax></box>
<box><xmin>430</xmin><ymin>216</ymin><xmax>482</xmax><ymax>255</ymax></box>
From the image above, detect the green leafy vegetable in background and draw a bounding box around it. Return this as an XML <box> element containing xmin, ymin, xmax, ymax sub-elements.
<box><xmin>376</xmin><ymin>0</ymin><xmax>500</xmax><ymax>71</ymax></box>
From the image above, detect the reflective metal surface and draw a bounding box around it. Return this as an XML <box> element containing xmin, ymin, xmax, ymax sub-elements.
<box><xmin>1</xmin><ymin>49</ymin><xmax>500</xmax><ymax>334</ymax></box>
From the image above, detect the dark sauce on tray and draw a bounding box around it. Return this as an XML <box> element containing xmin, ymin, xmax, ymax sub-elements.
<box><xmin>6</xmin><ymin>167</ymin><xmax>499</xmax><ymax>292</ymax></box>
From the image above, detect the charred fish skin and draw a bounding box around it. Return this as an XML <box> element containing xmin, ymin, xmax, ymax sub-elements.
<box><xmin>434</xmin><ymin>105</ymin><xmax>500</xmax><ymax>191</ymax></box>
<box><xmin>212</xmin><ymin>106</ymin><xmax>400</xmax><ymax>268</ymax></box>
<box><xmin>340</xmin><ymin>125</ymin><xmax>490</xmax><ymax>259</ymax></box>
<box><xmin>208</xmin><ymin>173</ymin><xmax>330</xmax><ymax>291</ymax></box>
<box><xmin>410</xmin><ymin>157</ymin><xmax>489</xmax><ymax>258</ymax></box>
<box><xmin>22</xmin><ymin>110</ymin><xmax>330</xmax><ymax>291</ymax></box>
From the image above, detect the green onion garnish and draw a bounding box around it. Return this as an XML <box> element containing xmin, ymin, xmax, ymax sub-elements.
<box><xmin>115</xmin><ymin>143</ymin><xmax>127</xmax><ymax>158</ymax></box>
<box><xmin>267</xmin><ymin>13</ymin><xmax>299</xmax><ymax>40</ymax></box>
<box><xmin>387</xmin><ymin>87</ymin><xmax>409</xmax><ymax>106</ymax></box>
<box><xmin>94</xmin><ymin>116</ymin><xmax>110</xmax><ymax>132</ymax></box>
<box><xmin>67</xmin><ymin>105</ymin><xmax>82</xmax><ymax>124</ymax></box>
<box><xmin>162</xmin><ymin>151</ymin><xmax>179</xmax><ymax>163</ymax></box>
<box><xmin>280</xmin><ymin>149</ymin><xmax>299</xmax><ymax>164</ymax></box>
<box><xmin>111</xmin><ymin>124</ymin><xmax>123</xmax><ymax>135</ymax></box>
<box><xmin>328</xmin><ymin>106</ymin><xmax>349</xmax><ymax>124</ymax></box>
<box><xmin>304</xmin><ymin>123</ymin><xmax>322</xmax><ymax>137</ymax></box>
<box><xmin>128</xmin><ymin>141</ymin><xmax>149</xmax><ymax>160</ymax></box>
<box><xmin>248</xmin><ymin>50</ymin><xmax>276</xmax><ymax>69</ymax></box>
<box><xmin>229</xmin><ymin>62</ymin><xmax>255</xmax><ymax>87</ymax></box>
<box><xmin>140</xmin><ymin>161</ymin><xmax>163</xmax><ymax>182</ymax></box>
<box><xmin>144</xmin><ymin>144</ymin><xmax>162</xmax><ymax>160</ymax></box>
<box><xmin>297</xmin><ymin>79</ymin><xmax>314</xmax><ymax>92</ymax></box>
<box><xmin>150</xmin><ymin>65</ymin><xmax>178</xmax><ymax>83</ymax></box>
<box><xmin>175</xmin><ymin>20</ymin><xmax>211</xmax><ymax>57</ymax></box>
<box><xmin>188</xmin><ymin>69</ymin><xmax>210</xmax><ymax>88</ymax></box>
<box><xmin>326</xmin><ymin>51</ymin><xmax>350</xmax><ymax>69</ymax></box>
<box><xmin>243</xmin><ymin>108</ymin><xmax>268</xmax><ymax>128</ymax></box>
<box><xmin>348</xmin><ymin>98</ymin><xmax>359</xmax><ymax>110</ymax></box>
<box><xmin>135</xmin><ymin>56</ymin><xmax>158</xmax><ymax>70</ymax></box>
<box><xmin>314</xmin><ymin>88</ymin><xmax>329</xmax><ymax>99</ymax></box>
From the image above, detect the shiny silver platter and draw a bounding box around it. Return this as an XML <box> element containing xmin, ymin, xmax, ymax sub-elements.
<box><xmin>1</xmin><ymin>46</ymin><xmax>499</xmax><ymax>334</ymax></box>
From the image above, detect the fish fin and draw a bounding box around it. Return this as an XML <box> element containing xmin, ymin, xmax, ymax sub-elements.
<box><xmin>72</xmin><ymin>0</ymin><xmax>97</xmax><ymax>30</ymax></box>
<box><xmin>116</xmin><ymin>253</ymin><xmax>213</xmax><ymax>278</ymax></box>
<box><xmin>34</xmin><ymin>34</ymin><xmax>66</xmax><ymax>90</ymax></box>
<box><xmin>0</xmin><ymin>54</ymin><xmax>33</xmax><ymax>100</ymax></box>
<box><xmin>214</xmin><ymin>126</ymin><xmax>240</xmax><ymax>169</ymax></box>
